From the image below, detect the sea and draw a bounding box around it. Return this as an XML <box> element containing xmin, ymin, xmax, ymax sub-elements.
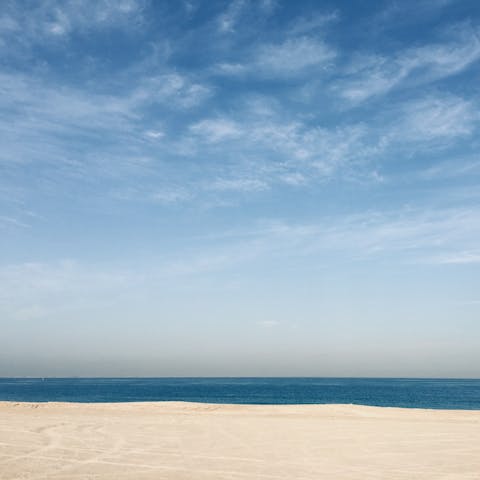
<box><xmin>1</xmin><ymin>377</ymin><xmax>480</xmax><ymax>409</ymax></box>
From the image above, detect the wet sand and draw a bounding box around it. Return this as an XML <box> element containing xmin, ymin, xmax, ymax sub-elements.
<box><xmin>1</xmin><ymin>401</ymin><xmax>479</xmax><ymax>479</ymax></box>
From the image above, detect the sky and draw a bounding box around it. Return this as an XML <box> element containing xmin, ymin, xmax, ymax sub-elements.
<box><xmin>1</xmin><ymin>0</ymin><xmax>480</xmax><ymax>377</ymax></box>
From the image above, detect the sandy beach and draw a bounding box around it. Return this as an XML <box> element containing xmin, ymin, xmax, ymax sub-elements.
<box><xmin>0</xmin><ymin>402</ymin><xmax>479</xmax><ymax>479</ymax></box>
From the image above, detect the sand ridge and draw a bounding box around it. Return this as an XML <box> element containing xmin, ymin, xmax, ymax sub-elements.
<box><xmin>1</xmin><ymin>402</ymin><xmax>479</xmax><ymax>479</ymax></box>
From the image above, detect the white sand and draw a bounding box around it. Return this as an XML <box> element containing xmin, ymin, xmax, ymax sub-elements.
<box><xmin>0</xmin><ymin>401</ymin><xmax>479</xmax><ymax>479</ymax></box>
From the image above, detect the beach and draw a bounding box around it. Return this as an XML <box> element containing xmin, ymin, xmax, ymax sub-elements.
<box><xmin>0</xmin><ymin>402</ymin><xmax>479</xmax><ymax>479</ymax></box>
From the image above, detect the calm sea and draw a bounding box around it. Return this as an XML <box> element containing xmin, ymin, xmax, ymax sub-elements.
<box><xmin>1</xmin><ymin>378</ymin><xmax>479</xmax><ymax>410</ymax></box>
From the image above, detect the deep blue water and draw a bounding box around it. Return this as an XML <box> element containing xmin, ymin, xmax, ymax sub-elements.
<box><xmin>1</xmin><ymin>378</ymin><xmax>479</xmax><ymax>409</ymax></box>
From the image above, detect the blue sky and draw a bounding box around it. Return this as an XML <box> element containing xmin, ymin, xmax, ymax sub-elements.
<box><xmin>1</xmin><ymin>0</ymin><xmax>480</xmax><ymax>377</ymax></box>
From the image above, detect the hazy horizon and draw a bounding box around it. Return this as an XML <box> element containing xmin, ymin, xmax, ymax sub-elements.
<box><xmin>1</xmin><ymin>0</ymin><xmax>480</xmax><ymax>378</ymax></box>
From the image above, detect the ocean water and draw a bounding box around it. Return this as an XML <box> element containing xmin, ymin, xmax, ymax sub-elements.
<box><xmin>0</xmin><ymin>378</ymin><xmax>479</xmax><ymax>409</ymax></box>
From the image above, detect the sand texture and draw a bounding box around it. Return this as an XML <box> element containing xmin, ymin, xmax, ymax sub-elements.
<box><xmin>0</xmin><ymin>402</ymin><xmax>479</xmax><ymax>479</ymax></box>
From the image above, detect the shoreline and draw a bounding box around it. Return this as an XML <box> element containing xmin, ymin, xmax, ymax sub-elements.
<box><xmin>1</xmin><ymin>400</ymin><xmax>480</xmax><ymax>412</ymax></box>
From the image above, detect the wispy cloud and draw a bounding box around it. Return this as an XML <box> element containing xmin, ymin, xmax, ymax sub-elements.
<box><xmin>388</xmin><ymin>94</ymin><xmax>478</xmax><ymax>149</ymax></box>
<box><xmin>2</xmin><ymin>60</ymin><xmax>476</xmax><ymax>216</ymax></box>
<box><xmin>185</xmin><ymin>109</ymin><xmax>373</xmax><ymax>187</ymax></box>
<box><xmin>0</xmin><ymin>0</ymin><xmax>145</xmax><ymax>54</ymax></box>
<box><xmin>336</xmin><ymin>25</ymin><xmax>480</xmax><ymax>104</ymax></box>
<box><xmin>0</xmin><ymin>71</ymin><xmax>198</xmax><ymax>172</ymax></box>
<box><xmin>1</xmin><ymin>206</ymin><xmax>478</xmax><ymax>319</ymax></box>
<box><xmin>1</xmin><ymin>0</ymin><xmax>480</xmax><ymax>376</ymax></box>
<box><xmin>105</xmin><ymin>204</ymin><xmax>480</xmax><ymax>282</ymax></box>
<box><xmin>207</xmin><ymin>177</ymin><xmax>269</xmax><ymax>192</ymax></box>
<box><xmin>288</xmin><ymin>11</ymin><xmax>338</xmax><ymax>36</ymax></box>
<box><xmin>0</xmin><ymin>215</ymin><xmax>29</xmax><ymax>229</ymax></box>
<box><xmin>432</xmin><ymin>251</ymin><xmax>480</xmax><ymax>265</ymax></box>
<box><xmin>176</xmin><ymin>88</ymin><xmax>478</xmax><ymax>200</ymax></box>
<box><xmin>418</xmin><ymin>156</ymin><xmax>480</xmax><ymax>180</ymax></box>
<box><xmin>216</xmin><ymin>36</ymin><xmax>336</xmax><ymax>78</ymax></box>
<box><xmin>0</xmin><ymin>260</ymin><xmax>145</xmax><ymax>324</ymax></box>
<box><xmin>0</xmin><ymin>259</ymin><xmax>136</xmax><ymax>304</ymax></box>
<box><xmin>190</xmin><ymin>118</ymin><xmax>243</xmax><ymax>143</ymax></box>
<box><xmin>151</xmin><ymin>187</ymin><xmax>192</xmax><ymax>204</ymax></box>
<box><xmin>0</xmin><ymin>4</ymin><xmax>477</xmax><ymax>220</ymax></box>
<box><xmin>144</xmin><ymin>129</ymin><xmax>165</xmax><ymax>140</ymax></box>
<box><xmin>132</xmin><ymin>74</ymin><xmax>211</xmax><ymax>109</ymax></box>
<box><xmin>217</xmin><ymin>0</ymin><xmax>246</xmax><ymax>33</ymax></box>
<box><xmin>189</xmin><ymin>205</ymin><xmax>480</xmax><ymax>269</ymax></box>
<box><xmin>373</xmin><ymin>0</ymin><xmax>460</xmax><ymax>31</ymax></box>
<box><xmin>255</xmin><ymin>37</ymin><xmax>336</xmax><ymax>76</ymax></box>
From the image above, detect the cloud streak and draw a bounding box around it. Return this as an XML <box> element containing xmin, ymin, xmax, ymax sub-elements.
<box><xmin>337</xmin><ymin>24</ymin><xmax>480</xmax><ymax>104</ymax></box>
<box><xmin>0</xmin><ymin>0</ymin><xmax>146</xmax><ymax>47</ymax></box>
<box><xmin>214</xmin><ymin>36</ymin><xmax>336</xmax><ymax>78</ymax></box>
